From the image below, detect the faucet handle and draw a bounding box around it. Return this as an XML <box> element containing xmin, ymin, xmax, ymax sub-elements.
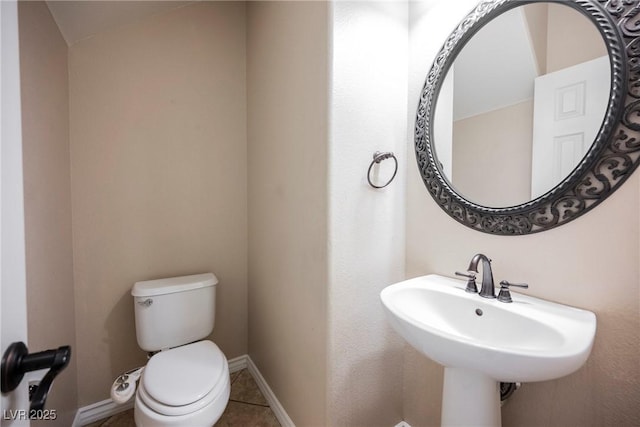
<box><xmin>497</xmin><ymin>280</ymin><xmax>529</xmax><ymax>303</ymax></box>
<box><xmin>455</xmin><ymin>271</ymin><xmax>478</xmax><ymax>293</ymax></box>
<box><xmin>455</xmin><ymin>271</ymin><xmax>475</xmax><ymax>279</ymax></box>
<box><xmin>499</xmin><ymin>280</ymin><xmax>528</xmax><ymax>289</ymax></box>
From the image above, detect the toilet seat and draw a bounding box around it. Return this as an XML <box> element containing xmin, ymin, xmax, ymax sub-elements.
<box><xmin>138</xmin><ymin>340</ymin><xmax>229</xmax><ymax>416</ymax></box>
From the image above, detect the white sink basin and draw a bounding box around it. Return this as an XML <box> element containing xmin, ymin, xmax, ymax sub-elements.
<box><xmin>381</xmin><ymin>274</ymin><xmax>596</xmax><ymax>382</ymax></box>
<box><xmin>381</xmin><ymin>274</ymin><xmax>597</xmax><ymax>426</ymax></box>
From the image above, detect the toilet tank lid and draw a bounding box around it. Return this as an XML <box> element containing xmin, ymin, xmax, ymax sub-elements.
<box><xmin>131</xmin><ymin>273</ymin><xmax>217</xmax><ymax>297</ymax></box>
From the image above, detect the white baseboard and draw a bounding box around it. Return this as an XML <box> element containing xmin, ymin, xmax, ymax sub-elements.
<box><xmin>72</xmin><ymin>354</ymin><xmax>293</xmax><ymax>427</ymax></box>
<box><xmin>228</xmin><ymin>353</ymin><xmax>248</xmax><ymax>373</ymax></box>
<box><xmin>395</xmin><ymin>422</ymin><xmax>412</xmax><ymax>427</ymax></box>
<box><xmin>72</xmin><ymin>398</ymin><xmax>134</xmax><ymax>427</ymax></box>
<box><xmin>246</xmin><ymin>356</ymin><xmax>295</xmax><ymax>427</ymax></box>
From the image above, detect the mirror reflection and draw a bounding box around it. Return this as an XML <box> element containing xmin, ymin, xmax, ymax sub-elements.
<box><xmin>434</xmin><ymin>3</ymin><xmax>610</xmax><ymax>207</ymax></box>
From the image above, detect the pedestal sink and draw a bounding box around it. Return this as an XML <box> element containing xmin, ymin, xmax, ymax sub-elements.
<box><xmin>380</xmin><ymin>274</ymin><xmax>596</xmax><ymax>427</ymax></box>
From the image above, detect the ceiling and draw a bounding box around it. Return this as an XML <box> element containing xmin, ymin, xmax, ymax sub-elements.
<box><xmin>46</xmin><ymin>1</ymin><xmax>195</xmax><ymax>46</ymax></box>
<box><xmin>452</xmin><ymin>7</ymin><xmax>539</xmax><ymax>121</ymax></box>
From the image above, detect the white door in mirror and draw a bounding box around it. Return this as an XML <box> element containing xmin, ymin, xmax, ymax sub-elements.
<box><xmin>531</xmin><ymin>55</ymin><xmax>610</xmax><ymax>199</ymax></box>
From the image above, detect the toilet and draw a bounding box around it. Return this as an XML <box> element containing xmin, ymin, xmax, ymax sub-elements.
<box><xmin>131</xmin><ymin>273</ymin><xmax>230</xmax><ymax>426</ymax></box>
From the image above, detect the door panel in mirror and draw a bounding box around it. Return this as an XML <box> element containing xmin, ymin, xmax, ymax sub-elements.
<box><xmin>531</xmin><ymin>55</ymin><xmax>610</xmax><ymax>199</ymax></box>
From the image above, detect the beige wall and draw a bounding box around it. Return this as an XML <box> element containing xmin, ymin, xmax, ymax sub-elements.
<box><xmin>69</xmin><ymin>2</ymin><xmax>248</xmax><ymax>405</ymax></box>
<box><xmin>453</xmin><ymin>99</ymin><xmax>533</xmax><ymax>207</ymax></box>
<box><xmin>546</xmin><ymin>3</ymin><xmax>607</xmax><ymax>73</ymax></box>
<box><xmin>407</xmin><ymin>1</ymin><xmax>640</xmax><ymax>426</ymax></box>
<box><xmin>247</xmin><ymin>2</ymin><xmax>329</xmax><ymax>425</ymax></box>
<box><xmin>18</xmin><ymin>2</ymin><xmax>78</xmax><ymax>425</ymax></box>
<box><xmin>522</xmin><ymin>3</ymin><xmax>548</xmax><ymax>75</ymax></box>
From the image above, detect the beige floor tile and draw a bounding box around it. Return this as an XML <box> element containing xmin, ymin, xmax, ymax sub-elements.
<box><xmin>230</xmin><ymin>369</ymin><xmax>242</xmax><ymax>384</ymax></box>
<box><xmin>84</xmin><ymin>409</ymin><xmax>134</xmax><ymax>427</ymax></box>
<box><xmin>215</xmin><ymin>401</ymin><xmax>280</xmax><ymax>427</ymax></box>
<box><xmin>229</xmin><ymin>369</ymin><xmax>269</xmax><ymax>406</ymax></box>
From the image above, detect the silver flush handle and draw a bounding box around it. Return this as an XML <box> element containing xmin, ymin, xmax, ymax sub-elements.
<box><xmin>137</xmin><ymin>298</ymin><xmax>153</xmax><ymax>307</ymax></box>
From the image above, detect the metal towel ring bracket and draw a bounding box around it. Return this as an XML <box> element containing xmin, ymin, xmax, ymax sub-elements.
<box><xmin>367</xmin><ymin>151</ymin><xmax>398</xmax><ymax>189</ymax></box>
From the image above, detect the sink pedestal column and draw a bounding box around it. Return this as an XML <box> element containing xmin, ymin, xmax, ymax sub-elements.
<box><xmin>441</xmin><ymin>367</ymin><xmax>501</xmax><ymax>427</ymax></box>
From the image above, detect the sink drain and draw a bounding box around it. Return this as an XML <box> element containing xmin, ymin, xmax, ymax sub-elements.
<box><xmin>475</xmin><ymin>308</ymin><xmax>483</xmax><ymax>316</ymax></box>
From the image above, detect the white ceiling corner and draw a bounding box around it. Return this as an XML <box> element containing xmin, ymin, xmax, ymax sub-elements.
<box><xmin>45</xmin><ymin>1</ymin><xmax>195</xmax><ymax>46</ymax></box>
<box><xmin>453</xmin><ymin>8</ymin><xmax>538</xmax><ymax>121</ymax></box>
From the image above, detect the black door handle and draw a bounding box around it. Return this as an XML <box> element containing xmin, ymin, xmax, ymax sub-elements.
<box><xmin>1</xmin><ymin>342</ymin><xmax>71</xmax><ymax>411</ymax></box>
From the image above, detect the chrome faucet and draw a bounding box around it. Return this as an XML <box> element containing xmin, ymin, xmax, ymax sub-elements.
<box><xmin>467</xmin><ymin>254</ymin><xmax>496</xmax><ymax>299</ymax></box>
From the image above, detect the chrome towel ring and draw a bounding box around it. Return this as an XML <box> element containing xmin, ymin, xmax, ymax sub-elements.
<box><xmin>367</xmin><ymin>151</ymin><xmax>397</xmax><ymax>189</ymax></box>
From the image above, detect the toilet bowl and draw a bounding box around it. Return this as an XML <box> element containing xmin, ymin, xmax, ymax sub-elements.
<box><xmin>127</xmin><ymin>273</ymin><xmax>230</xmax><ymax>427</ymax></box>
<box><xmin>134</xmin><ymin>341</ymin><xmax>230</xmax><ymax>426</ymax></box>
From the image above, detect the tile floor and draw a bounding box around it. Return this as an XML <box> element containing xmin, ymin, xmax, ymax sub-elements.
<box><xmin>85</xmin><ymin>369</ymin><xmax>281</xmax><ymax>427</ymax></box>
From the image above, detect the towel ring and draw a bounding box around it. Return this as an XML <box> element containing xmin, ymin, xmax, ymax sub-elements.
<box><xmin>367</xmin><ymin>151</ymin><xmax>397</xmax><ymax>189</ymax></box>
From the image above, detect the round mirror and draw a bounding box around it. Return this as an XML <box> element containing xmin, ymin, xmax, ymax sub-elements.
<box><xmin>434</xmin><ymin>3</ymin><xmax>609</xmax><ymax>208</ymax></box>
<box><xmin>415</xmin><ymin>0</ymin><xmax>640</xmax><ymax>234</ymax></box>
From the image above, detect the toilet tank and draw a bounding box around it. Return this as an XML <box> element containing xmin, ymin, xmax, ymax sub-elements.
<box><xmin>132</xmin><ymin>273</ymin><xmax>218</xmax><ymax>352</ymax></box>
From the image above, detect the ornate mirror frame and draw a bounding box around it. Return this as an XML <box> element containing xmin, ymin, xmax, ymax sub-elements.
<box><xmin>415</xmin><ymin>0</ymin><xmax>640</xmax><ymax>235</ymax></box>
